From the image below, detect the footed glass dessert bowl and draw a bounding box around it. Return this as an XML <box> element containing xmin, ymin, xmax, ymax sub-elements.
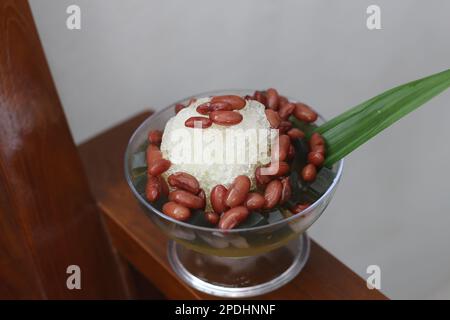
<box><xmin>125</xmin><ymin>89</ymin><xmax>344</xmax><ymax>298</ymax></box>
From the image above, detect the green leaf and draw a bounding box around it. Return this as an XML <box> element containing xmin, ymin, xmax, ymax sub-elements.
<box><xmin>316</xmin><ymin>69</ymin><xmax>450</xmax><ymax>167</ymax></box>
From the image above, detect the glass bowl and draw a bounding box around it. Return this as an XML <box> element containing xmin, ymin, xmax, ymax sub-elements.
<box><xmin>125</xmin><ymin>90</ymin><xmax>344</xmax><ymax>297</ymax></box>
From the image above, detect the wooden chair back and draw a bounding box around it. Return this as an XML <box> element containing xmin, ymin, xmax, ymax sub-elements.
<box><xmin>0</xmin><ymin>0</ymin><xmax>126</xmax><ymax>299</ymax></box>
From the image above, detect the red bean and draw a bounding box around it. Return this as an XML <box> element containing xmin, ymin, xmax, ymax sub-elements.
<box><xmin>312</xmin><ymin>144</ymin><xmax>326</xmax><ymax>156</ymax></box>
<box><xmin>197</xmin><ymin>101</ymin><xmax>233</xmax><ymax>115</ymax></box>
<box><xmin>196</xmin><ymin>102</ymin><xmax>211</xmax><ymax>115</ymax></box>
<box><xmin>266</xmin><ymin>88</ymin><xmax>279</xmax><ymax>110</ymax></box>
<box><xmin>148</xmin><ymin>130</ymin><xmax>163</xmax><ymax>145</ymax></box>
<box><xmin>210</xmin><ymin>185</ymin><xmax>229</xmax><ymax>214</ymax></box>
<box><xmin>211</xmin><ymin>95</ymin><xmax>246</xmax><ymax>110</ymax></box>
<box><xmin>287</xmin><ymin>128</ymin><xmax>305</xmax><ymax>140</ymax></box>
<box><xmin>278</xmin><ymin>96</ymin><xmax>289</xmax><ymax>109</ymax></box>
<box><xmin>218</xmin><ymin>206</ymin><xmax>249</xmax><ymax>230</ymax></box>
<box><xmin>301</xmin><ymin>164</ymin><xmax>317</xmax><ymax>182</ymax></box>
<box><xmin>265</xmin><ymin>109</ymin><xmax>281</xmax><ymax>129</ymax></box>
<box><xmin>307</xmin><ymin>151</ymin><xmax>324</xmax><ymax>167</ymax></box>
<box><xmin>168</xmin><ymin>172</ymin><xmax>200</xmax><ymax>194</ymax></box>
<box><xmin>148</xmin><ymin>158</ymin><xmax>171</xmax><ymax>176</ymax></box>
<box><xmin>209</xmin><ymin>111</ymin><xmax>243</xmax><ymax>126</ymax></box>
<box><xmin>162</xmin><ymin>201</ymin><xmax>191</xmax><ymax>221</ymax></box>
<box><xmin>197</xmin><ymin>189</ymin><xmax>206</xmax><ymax>209</ymax></box>
<box><xmin>254</xmin><ymin>90</ymin><xmax>267</xmax><ymax>107</ymax></box>
<box><xmin>185</xmin><ymin>116</ymin><xmax>212</xmax><ymax>128</ymax></box>
<box><xmin>264</xmin><ymin>180</ymin><xmax>282</xmax><ymax>209</ymax></box>
<box><xmin>290</xmin><ymin>203</ymin><xmax>310</xmax><ymax>214</ymax></box>
<box><xmin>294</xmin><ymin>103</ymin><xmax>318</xmax><ymax>123</ymax></box>
<box><xmin>280</xmin><ymin>134</ymin><xmax>291</xmax><ymax>161</ymax></box>
<box><xmin>278</xmin><ymin>103</ymin><xmax>296</xmax><ymax>120</ymax></box>
<box><xmin>280</xmin><ymin>177</ymin><xmax>292</xmax><ymax>204</ymax></box>
<box><xmin>146</xmin><ymin>145</ymin><xmax>170</xmax><ymax>178</ymax></box>
<box><xmin>146</xmin><ymin>145</ymin><xmax>162</xmax><ymax>164</ymax></box>
<box><xmin>272</xmin><ymin>134</ymin><xmax>290</xmax><ymax>161</ymax></box>
<box><xmin>225</xmin><ymin>175</ymin><xmax>251</xmax><ymax>207</ymax></box>
<box><xmin>175</xmin><ymin>103</ymin><xmax>186</xmax><ymax>114</ymax></box>
<box><xmin>145</xmin><ymin>175</ymin><xmax>162</xmax><ymax>202</ymax></box>
<box><xmin>287</xmin><ymin>144</ymin><xmax>295</xmax><ymax>161</ymax></box>
<box><xmin>169</xmin><ymin>190</ymin><xmax>204</xmax><ymax>209</ymax></box>
<box><xmin>279</xmin><ymin>120</ymin><xmax>293</xmax><ymax>134</ymax></box>
<box><xmin>211</xmin><ymin>101</ymin><xmax>234</xmax><ymax>112</ymax></box>
<box><xmin>310</xmin><ymin>132</ymin><xmax>325</xmax><ymax>149</ymax></box>
<box><xmin>265</xmin><ymin>161</ymin><xmax>290</xmax><ymax>177</ymax></box>
<box><xmin>160</xmin><ymin>176</ymin><xmax>169</xmax><ymax>196</ymax></box>
<box><xmin>245</xmin><ymin>192</ymin><xmax>266</xmax><ymax>211</ymax></box>
<box><xmin>205</xmin><ymin>211</ymin><xmax>220</xmax><ymax>225</ymax></box>
<box><xmin>255</xmin><ymin>166</ymin><xmax>272</xmax><ymax>186</ymax></box>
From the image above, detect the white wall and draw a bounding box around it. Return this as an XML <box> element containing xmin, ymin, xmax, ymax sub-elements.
<box><xmin>29</xmin><ymin>0</ymin><xmax>450</xmax><ymax>299</ymax></box>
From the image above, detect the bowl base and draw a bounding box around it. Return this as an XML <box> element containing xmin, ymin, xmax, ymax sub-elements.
<box><xmin>167</xmin><ymin>233</ymin><xmax>310</xmax><ymax>298</ymax></box>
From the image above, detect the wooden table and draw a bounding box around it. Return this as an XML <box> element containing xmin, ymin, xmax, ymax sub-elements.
<box><xmin>78</xmin><ymin>112</ymin><xmax>387</xmax><ymax>300</ymax></box>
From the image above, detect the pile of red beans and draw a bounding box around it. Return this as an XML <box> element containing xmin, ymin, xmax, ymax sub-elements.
<box><xmin>144</xmin><ymin>89</ymin><xmax>327</xmax><ymax>230</ymax></box>
<box><xmin>185</xmin><ymin>95</ymin><xmax>246</xmax><ymax>128</ymax></box>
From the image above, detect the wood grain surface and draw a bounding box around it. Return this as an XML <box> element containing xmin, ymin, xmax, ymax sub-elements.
<box><xmin>79</xmin><ymin>111</ymin><xmax>388</xmax><ymax>300</ymax></box>
<box><xmin>0</xmin><ymin>0</ymin><xmax>127</xmax><ymax>299</ymax></box>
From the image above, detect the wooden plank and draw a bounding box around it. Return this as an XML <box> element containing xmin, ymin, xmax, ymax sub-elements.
<box><xmin>0</xmin><ymin>0</ymin><xmax>127</xmax><ymax>299</ymax></box>
<box><xmin>79</xmin><ymin>112</ymin><xmax>387</xmax><ymax>300</ymax></box>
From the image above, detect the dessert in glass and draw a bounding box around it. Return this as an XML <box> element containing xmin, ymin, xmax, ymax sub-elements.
<box><xmin>125</xmin><ymin>89</ymin><xmax>343</xmax><ymax>297</ymax></box>
<box><xmin>125</xmin><ymin>69</ymin><xmax>449</xmax><ymax>297</ymax></box>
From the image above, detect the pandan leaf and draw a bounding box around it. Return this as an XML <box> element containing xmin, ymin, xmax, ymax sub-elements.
<box><xmin>315</xmin><ymin>69</ymin><xmax>450</xmax><ymax>166</ymax></box>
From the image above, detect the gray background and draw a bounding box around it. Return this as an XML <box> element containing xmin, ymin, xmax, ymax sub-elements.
<box><xmin>29</xmin><ymin>0</ymin><xmax>450</xmax><ymax>299</ymax></box>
